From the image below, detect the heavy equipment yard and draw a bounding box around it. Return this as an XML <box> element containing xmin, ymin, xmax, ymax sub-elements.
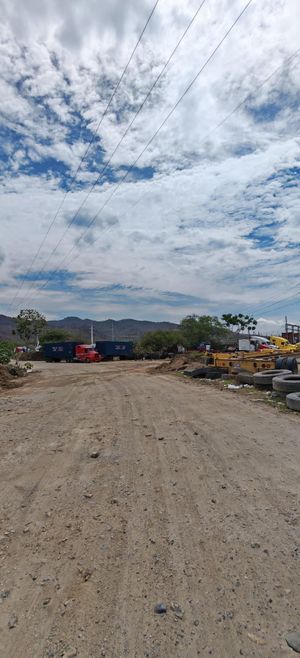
<box><xmin>1</xmin><ymin>360</ymin><xmax>300</xmax><ymax>658</ymax></box>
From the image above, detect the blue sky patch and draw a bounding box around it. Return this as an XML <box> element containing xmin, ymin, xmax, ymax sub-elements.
<box><xmin>1</xmin><ymin>3</ymin><xmax>300</xmax><ymax>323</ymax></box>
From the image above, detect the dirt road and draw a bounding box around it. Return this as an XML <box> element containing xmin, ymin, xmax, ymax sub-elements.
<box><xmin>1</xmin><ymin>361</ymin><xmax>300</xmax><ymax>658</ymax></box>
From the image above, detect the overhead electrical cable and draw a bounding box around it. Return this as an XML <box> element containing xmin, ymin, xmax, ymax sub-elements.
<box><xmin>58</xmin><ymin>48</ymin><xmax>300</xmax><ymax>280</ymax></box>
<box><xmin>14</xmin><ymin>0</ymin><xmax>208</xmax><ymax>308</ymax></box>
<box><xmin>8</xmin><ymin>0</ymin><xmax>160</xmax><ymax>310</ymax></box>
<box><xmin>248</xmin><ymin>289</ymin><xmax>300</xmax><ymax>317</ymax></box>
<box><xmin>248</xmin><ymin>286</ymin><xmax>300</xmax><ymax>316</ymax></box>
<box><xmin>20</xmin><ymin>0</ymin><xmax>254</xmax><ymax>305</ymax></box>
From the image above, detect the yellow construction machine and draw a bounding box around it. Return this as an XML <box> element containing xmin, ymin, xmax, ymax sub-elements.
<box><xmin>269</xmin><ymin>336</ymin><xmax>300</xmax><ymax>352</ymax></box>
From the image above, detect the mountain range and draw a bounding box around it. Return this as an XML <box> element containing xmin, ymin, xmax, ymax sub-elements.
<box><xmin>0</xmin><ymin>314</ymin><xmax>178</xmax><ymax>342</ymax></box>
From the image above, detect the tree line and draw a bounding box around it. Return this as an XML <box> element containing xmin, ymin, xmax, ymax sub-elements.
<box><xmin>136</xmin><ymin>313</ymin><xmax>257</xmax><ymax>356</ymax></box>
<box><xmin>0</xmin><ymin>309</ymin><xmax>258</xmax><ymax>364</ymax></box>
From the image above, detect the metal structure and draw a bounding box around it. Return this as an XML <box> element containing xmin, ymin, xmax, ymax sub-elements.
<box><xmin>283</xmin><ymin>316</ymin><xmax>300</xmax><ymax>344</ymax></box>
<box><xmin>197</xmin><ymin>349</ymin><xmax>299</xmax><ymax>375</ymax></box>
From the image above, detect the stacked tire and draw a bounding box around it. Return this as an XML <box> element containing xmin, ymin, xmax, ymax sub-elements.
<box><xmin>275</xmin><ymin>356</ymin><xmax>298</xmax><ymax>373</ymax></box>
<box><xmin>253</xmin><ymin>369</ymin><xmax>292</xmax><ymax>388</ymax></box>
<box><xmin>272</xmin><ymin>374</ymin><xmax>300</xmax><ymax>411</ymax></box>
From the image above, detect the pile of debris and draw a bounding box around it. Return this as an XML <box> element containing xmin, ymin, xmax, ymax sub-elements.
<box><xmin>0</xmin><ymin>364</ymin><xmax>27</xmax><ymax>390</ymax></box>
<box><xmin>18</xmin><ymin>350</ymin><xmax>43</xmax><ymax>361</ymax></box>
<box><xmin>154</xmin><ymin>353</ymin><xmax>203</xmax><ymax>373</ymax></box>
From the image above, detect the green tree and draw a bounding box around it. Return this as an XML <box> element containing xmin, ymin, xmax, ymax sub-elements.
<box><xmin>0</xmin><ymin>341</ymin><xmax>15</xmax><ymax>364</ymax></box>
<box><xmin>15</xmin><ymin>309</ymin><xmax>47</xmax><ymax>346</ymax></box>
<box><xmin>136</xmin><ymin>330</ymin><xmax>182</xmax><ymax>356</ymax></box>
<box><xmin>40</xmin><ymin>328</ymin><xmax>72</xmax><ymax>344</ymax></box>
<box><xmin>179</xmin><ymin>315</ymin><xmax>229</xmax><ymax>349</ymax></box>
<box><xmin>222</xmin><ymin>313</ymin><xmax>257</xmax><ymax>334</ymax></box>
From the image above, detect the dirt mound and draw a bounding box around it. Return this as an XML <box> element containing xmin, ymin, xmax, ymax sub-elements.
<box><xmin>0</xmin><ymin>364</ymin><xmax>26</xmax><ymax>390</ymax></box>
<box><xmin>154</xmin><ymin>353</ymin><xmax>204</xmax><ymax>373</ymax></box>
<box><xmin>18</xmin><ymin>351</ymin><xmax>43</xmax><ymax>361</ymax></box>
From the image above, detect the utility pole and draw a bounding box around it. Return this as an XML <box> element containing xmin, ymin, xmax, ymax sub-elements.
<box><xmin>111</xmin><ymin>319</ymin><xmax>114</xmax><ymax>341</ymax></box>
<box><xmin>90</xmin><ymin>323</ymin><xmax>94</xmax><ymax>345</ymax></box>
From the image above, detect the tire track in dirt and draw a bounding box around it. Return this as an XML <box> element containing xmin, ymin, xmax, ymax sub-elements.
<box><xmin>121</xmin><ymin>374</ymin><xmax>241</xmax><ymax>656</ymax></box>
<box><xmin>1</xmin><ymin>362</ymin><xmax>300</xmax><ymax>657</ymax></box>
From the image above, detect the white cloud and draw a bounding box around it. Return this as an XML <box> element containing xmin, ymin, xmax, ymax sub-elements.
<box><xmin>0</xmin><ymin>0</ymin><xmax>299</xmax><ymax>322</ymax></box>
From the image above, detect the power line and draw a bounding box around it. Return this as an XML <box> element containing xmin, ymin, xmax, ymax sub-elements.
<box><xmin>21</xmin><ymin>0</ymin><xmax>254</xmax><ymax>305</ymax></box>
<box><xmin>249</xmin><ymin>289</ymin><xmax>300</xmax><ymax>317</ymax></box>
<box><xmin>8</xmin><ymin>0</ymin><xmax>160</xmax><ymax>310</ymax></box>
<box><xmin>15</xmin><ymin>0</ymin><xmax>208</xmax><ymax>308</ymax></box>
<box><xmin>249</xmin><ymin>287</ymin><xmax>300</xmax><ymax>316</ymax></box>
<box><xmin>59</xmin><ymin>48</ymin><xmax>300</xmax><ymax>283</ymax></box>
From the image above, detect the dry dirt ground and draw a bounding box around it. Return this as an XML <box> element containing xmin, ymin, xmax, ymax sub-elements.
<box><xmin>1</xmin><ymin>360</ymin><xmax>300</xmax><ymax>658</ymax></box>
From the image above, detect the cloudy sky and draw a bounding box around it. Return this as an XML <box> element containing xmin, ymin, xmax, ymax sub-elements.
<box><xmin>0</xmin><ymin>0</ymin><xmax>299</xmax><ymax>326</ymax></box>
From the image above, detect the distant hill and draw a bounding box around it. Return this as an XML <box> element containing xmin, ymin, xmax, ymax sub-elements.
<box><xmin>0</xmin><ymin>314</ymin><xmax>178</xmax><ymax>342</ymax></box>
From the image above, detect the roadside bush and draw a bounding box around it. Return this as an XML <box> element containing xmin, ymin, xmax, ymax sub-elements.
<box><xmin>0</xmin><ymin>341</ymin><xmax>15</xmax><ymax>365</ymax></box>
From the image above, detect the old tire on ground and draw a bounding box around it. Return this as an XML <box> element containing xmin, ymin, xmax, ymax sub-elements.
<box><xmin>275</xmin><ymin>356</ymin><xmax>284</xmax><ymax>370</ymax></box>
<box><xmin>286</xmin><ymin>356</ymin><xmax>298</xmax><ymax>373</ymax></box>
<box><xmin>275</xmin><ymin>356</ymin><xmax>298</xmax><ymax>373</ymax></box>
<box><xmin>237</xmin><ymin>372</ymin><xmax>254</xmax><ymax>385</ymax></box>
<box><xmin>253</xmin><ymin>369</ymin><xmax>292</xmax><ymax>387</ymax></box>
<box><xmin>184</xmin><ymin>368</ymin><xmax>208</xmax><ymax>378</ymax></box>
<box><xmin>184</xmin><ymin>367</ymin><xmax>225</xmax><ymax>379</ymax></box>
<box><xmin>204</xmin><ymin>369</ymin><xmax>224</xmax><ymax>380</ymax></box>
<box><xmin>273</xmin><ymin>374</ymin><xmax>300</xmax><ymax>393</ymax></box>
<box><xmin>275</xmin><ymin>356</ymin><xmax>287</xmax><ymax>370</ymax></box>
<box><xmin>286</xmin><ymin>392</ymin><xmax>300</xmax><ymax>411</ymax></box>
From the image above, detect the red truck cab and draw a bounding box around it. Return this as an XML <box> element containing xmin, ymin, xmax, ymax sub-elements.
<box><xmin>75</xmin><ymin>345</ymin><xmax>101</xmax><ymax>362</ymax></box>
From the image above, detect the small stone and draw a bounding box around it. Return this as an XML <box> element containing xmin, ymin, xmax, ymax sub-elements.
<box><xmin>83</xmin><ymin>568</ymin><xmax>93</xmax><ymax>581</ymax></box>
<box><xmin>286</xmin><ymin>632</ymin><xmax>300</xmax><ymax>653</ymax></box>
<box><xmin>211</xmin><ymin>499</ymin><xmax>217</xmax><ymax>504</ymax></box>
<box><xmin>8</xmin><ymin>614</ymin><xmax>18</xmax><ymax>629</ymax></box>
<box><xmin>90</xmin><ymin>451</ymin><xmax>99</xmax><ymax>459</ymax></box>
<box><xmin>154</xmin><ymin>602</ymin><xmax>167</xmax><ymax>614</ymax></box>
<box><xmin>193</xmin><ymin>619</ymin><xmax>200</xmax><ymax>626</ymax></box>
<box><xmin>250</xmin><ymin>542</ymin><xmax>260</xmax><ymax>549</ymax></box>
<box><xmin>247</xmin><ymin>632</ymin><xmax>266</xmax><ymax>646</ymax></box>
<box><xmin>43</xmin><ymin>598</ymin><xmax>51</xmax><ymax>606</ymax></box>
<box><xmin>62</xmin><ymin>648</ymin><xmax>77</xmax><ymax>658</ymax></box>
<box><xmin>84</xmin><ymin>493</ymin><xmax>93</xmax><ymax>498</ymax></box>
<box><xmin>170</xmin><ymin>602</ymin><xmax>184</xmax><ymax>619</ymax></box>
<box><xmin>0</xmin><ymin>590</ymin><xmax>10</xmax><ymax>600</ymax></box>
<box><xmin>158</xmin><ymin>436</ymin><xmax>164</xmax><ymax>441</ymax></box>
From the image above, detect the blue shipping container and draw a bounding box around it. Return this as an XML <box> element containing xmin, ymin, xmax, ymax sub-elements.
<box><xmin>95</xmin><ymin>341</ymin><xmax>134</xmax><ymax>358</ymax></box>
<box><xmin>43</xmin><ymin>341</ymin><xmax>78</xmax><ymax>361</ymax></box>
